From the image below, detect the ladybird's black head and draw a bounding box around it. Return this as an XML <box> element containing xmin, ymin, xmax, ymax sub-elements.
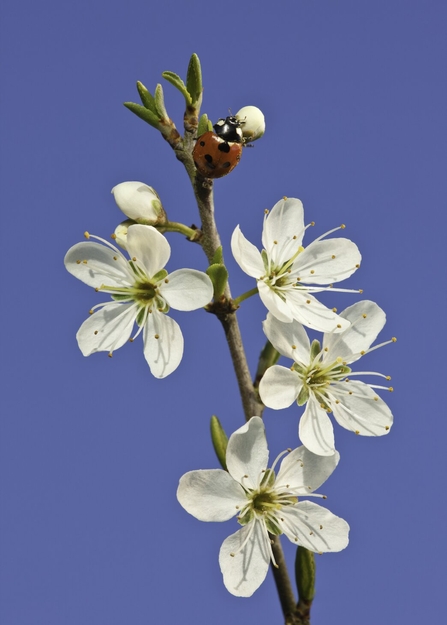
<box><xmin>213</xmin><ymin>116</ymin><xmax>243</xmax><ymax>143</ymax></box>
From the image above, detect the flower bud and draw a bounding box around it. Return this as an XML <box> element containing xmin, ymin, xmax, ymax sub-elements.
<box><xmin>111</xmin><ymin>181</ymin><xmax>167</xmax><ymax>225</ymax></box>
<box><xmin>235</xmin><ymin>106</ymin><xmax>265</xmax><ymax>141</ymax></box>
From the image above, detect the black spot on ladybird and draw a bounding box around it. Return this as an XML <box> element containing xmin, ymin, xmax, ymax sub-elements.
<box><xmin>217</xmin><ymin>142</ymin><xmax>231</xmax><ymax>153</ymax></box>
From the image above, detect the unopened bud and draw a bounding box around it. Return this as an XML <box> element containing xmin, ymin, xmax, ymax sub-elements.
<box><xmin>111</xmin><ymin>181</ymin><xmax>167</xmax><ymax>225</ymax></box>
<box><xmin>235</xmin><ymin>106</ymin><xmax>265</xmax><ymax>141</ymax></box>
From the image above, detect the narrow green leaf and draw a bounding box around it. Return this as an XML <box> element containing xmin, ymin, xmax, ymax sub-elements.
<box><xmin>162</xmin><ymin>71</ymin><xmax>192</xmax><ymax>105</ymax></box>
<box><xmin>154</xmin><ymin>83</ymin><xmax>169</xmax><ymax>119</ymax></box>
<box><xmin>295</xmin><ymin>546</ymin><xmax>316</xmax><ymax>602</ymax></box>
<box><xmin>210</xmin><ymin>415</ymin><xmax>228</xmax><ymax>471</ymax></box>
<box><xmin>197</xmin><ymin>113</ymin><xmax>212</xmax><ymax>137</ymax></box>
<box><xmin>211</xmin><ymin>246</ymin><xmax>223</xmax><ymax>265</ymax></box>
<box><xmin>136</xmin><ymin>81</ymin><xmax>156</xmax><ymax>113</ymax></box>
<box><xmin>123</xmin><ymin>102</ymin><xmax>159</xmax><ymax>128</ymax></box>
<box><xmin>186</xmin><ymin>53</ymin><xmax>203</xmax><ymax>104</ymax></box>
<box><xmin>206</xmin><ymin>263</ymin><xmax>229</xmax><ymax>300</ymax></box>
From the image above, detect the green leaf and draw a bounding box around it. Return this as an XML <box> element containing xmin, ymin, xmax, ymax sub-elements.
<box><xmin>212</xmin><ymin>246</ymin><xmax>223</xmax><ymax>265</ymax></box>
<box><xmin>123</xmin><ymin>102</ymin><xmax>159</xmax><ymax>128</ymax></box>
<box><xmin>136</xmin><ymin>81</ymin><xmax>157</xmax><ymax>113</ymax></box>
<box><xmin>206</xmin><ymin>263</ymin><xmax>229</xmax><ymax>300</ymax></box>
<box><xmin>154</xmin><ymin>83</ymin><xmax>169</xmax><ymax>119</ymax></box>
<box><xmin>197</xmin><ymin>113</ymin><xmax>212</xmax><ymax>137</ymax></box>
<box><xmin>210</xmin><ymin>415</ymin><xmax>228</xmax><ymax>471</ymax></box>
<box><xmin>295</xmin><ymin>546</ymin><xmax>316</xmax><ymax>602</ymax></box>
<box><xmin>186</xmin><ymin>53</ymin><xmax>203</xmax><ymax>104</ymax></box>
<box><xmin>162</xmin><ymin>71</ymin><xmax>192</xmax><ymax>106</ymax></box>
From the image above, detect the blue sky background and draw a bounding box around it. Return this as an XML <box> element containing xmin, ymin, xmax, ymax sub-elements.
<box><xmin>1</xmin><ymin>1</ymin><xmax>446</xmax><ymax>623</ymax></box>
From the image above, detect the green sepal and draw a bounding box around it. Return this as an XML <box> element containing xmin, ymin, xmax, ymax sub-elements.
<box><xmin>197</xmin><ymin>113</ymin><xmax>212</xmax><ymax>137</ymax></box>
<box><xmin>261</xmin><ymin>249</ymin><xmax>269</xmax><ymax>273</ymax></box>
<box><xmin>260</xmin><ymin>468</ymin><xmax>276</xmax><ymax>488</ymax></box>
<box><xmin>124</xmin><ymin>102</ymin><xmax>160</xmax><ymax>128</ymax></box>
<box><xmin>152</xmin><ymin>269</ymin><xmax>168</xmax><ymax>283</ymax></box>
<box><xmin>238</xmin><ymin>508</ymin><xmax>254</xmax><ymax>526</ymax></box>
<box><xmin>210</xmin><ymin>415</ymin><xmax>228</xmax><ymax>471</ymax></box>
<box><xmin>265</xmin><ymin>517</ymin><xmax>282</xmax><ymax>536</ymax></box>
<box><xmin>297</xmin><ymin>385</ymin><xmax>310</xmax><ymax>406</ymax></box>
<box><xmin>295</xmin><ymin>546</ymin><xmax>316</xmax><ymax>602</ymax></box>
<box><xmin>136</xmin><ymin>81</ymin><xmax>157</xmax><ymax>113</ymax></box>
<box><xmin>206</xmin><ymin>263</ymin><xmax>228</xmax><ymax>300</ymax></box>
<box><xmin>162</xmin><ymin>71</ymin><xmax>192</xmax><ymax>106</ymax></box>
<box><xmin>154</xmin><ymin>84</ymin><xmax>169</xmax><ymax>120</ymax></box>
<box><xmin>186</xmin><ymin>53</ymin><xmax>203</xmax><ymax>104</ymax></box>
<box><xmin>310</xmin><ymin>339</ymin><xmax>321</xmax><ymax>361</ymax></box>
<box><xmin>136</xmin><ymin>308</ymin><xmax>145</xmax><ymax>326</ymax></box>
<box><xmin>212</xmin><ymin>246</ymin><xmax>223</xmax><ymax>265</ymax></box>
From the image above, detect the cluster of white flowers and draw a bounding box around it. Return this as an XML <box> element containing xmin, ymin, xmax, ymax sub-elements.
<box><xmin>66</xmin><ymin>180</ymin><xmax>394</xmax><ymax>598</ymax></box>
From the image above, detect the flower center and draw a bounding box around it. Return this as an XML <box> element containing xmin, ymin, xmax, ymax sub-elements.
<box><xmin>294</xmin><ymin>340</ymin><xmax>351</xmax><ymax>407</ymax></box>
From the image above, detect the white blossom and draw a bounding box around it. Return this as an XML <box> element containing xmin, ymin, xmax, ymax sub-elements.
<box><xmin>231</xmin><ymin>197</ymin><xmax>361</xmax><ymax>332</ymax></box>
<box><xmin>64</xmin><ymin>224</ymin><xmax>213</xmax><ymax>378</ymax></box>
<box><xmin>259</xmin><ymin>301</ymin><xmax>395</xmax><ymax>455</ymax></box>
<box><xmin>177</xmin><ymin>417</ymin><xmax>349</xmax><ymax>597</ymax></box>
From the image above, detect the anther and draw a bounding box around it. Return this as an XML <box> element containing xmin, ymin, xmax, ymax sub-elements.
<box><xmin>374</xmin><ymin>396</ymin><xmax>379</xmax><ymax>401</ymax></box>
<box><xmin>355</xmin><ymin>264</ymin><xmax>360</xmax><ymax>268</ymax></box>
<box><xmin>386</xmin><ymin>376</ymin><xmax>391</xmax><ymax>380</ymax></box>
<box><xmin>360</xmin><ymin>350</ymin><xmax>365</xmax><ymax>355</ymax></box>
<box><xmin>340</xmin><ymin>224</ymin><xmax>346</xmax><ymax>229</ymax></box>
<box><xmin>83</xmin><ymin>260</ymin><xmax>88</xmax><ymax>264</ymax></box>
<box><xmin>283</xmin><ymin>196</ymin><xmax>288</xmax><ymax>201</ymax></box>
<box><xmin>164</xmin><ymin>278</ymin><xmax>169</xmax><ymax>283</ymax></box>
<box><xmin>322</xmin><ymin>495</ymin><xmax>327</xmax><ymax>499</ymax></box>
<box><xmin>389</xmin><ymin>387</ymin><xmax>394</xmax><ymax>392</ymax></box>
<box><xmin>108</xmin><ymin>352</ymin><xmax>113</xmax><ymax>358</ymax></box>
<box><xmin>332</xmin><ymin>308</ymin><xmax>337</xmax><ymax>313</ymax></box>
<box><xmin>84</xmin><ymin>231</ymin><xmax>90</xmax><ymax>239</ymax></box>
<box><xmin>337</xmin><ymin>324</ymin><xmax>342</xmax><ymax>328</ymax></box>
<box><xmin>306</xmin><ymin>300</ymin><xmax>311</xmax><ymax>304</ymax></box>
<box><xmin>310</xmin><ymin>221</ymin><xmax>315</xmax><ymax>226</ymax></box>
<box><xmin>385</xmin><ymin>426</ymin><xmax>390</xmax><ymax>431</ymax></box>
<box><xmin>154</xmin><ymin>334</ymin><xmax>160</xmax><ymax>339</ymax></box>
<box><xmin>293</xmin><ymin>235</ymin><xmax>297</xmax><ymax>239</ymax></box>
<box><xmin>362</xmin><ymin>313</ymin><xmax>367</xmax><ymax>318</ymax></box>
<box><xmin>113</xmin><ymin>256</ymin><xmax>118</xmax><ymax>260</ymax></box>
<box><xmin>355</xmin><ymin>430</ymin><xmax>360</xmax><ymax>435</ymax></box>
<box><xmin>292</xmin><ymin>344</ymin><xmax>296</xmax><ymax>349</ymax></box>
<box><xmin>76</xmin><ymin>260</ymin><xmax>81</xmax><ymax>264</ymax></box>
<box><xmin>264</xmin><ymin>209</ymin><xmax>269</xmax><ymax>214</ymax></box>
<box><xmin>89</xmin><ymin>309</ymin><xmax>94</xmax><ymax>315</ymax></box>
<box><xmin>392</xmin><ymin>337</ymin><xmax>397</xmax><ymax>342</ymax></box>
<box><xmin>359</xmin><ymin>289</ymin><xmax>364</xmax><ymax>293</ymax></box>
<box><xmin>310</xmin><ymin>270</ymin><xmax>315</xmax><ymax>274</ymax></box>
<box><xmin>132</xmin><ymin>256</ymin><xmax>137</xmax><ymax>261</ymax></box>
<box><xmin>319</xmin><ymin>525</ymin><xmax>323</xmax><ymax>529</ymax></box>
<box><xmin>111</xmin><ymin>233</ymin><xmax>117</xmax><ymax>240</ymax></box>
<box><xmin>129</xmin><ymin>338</ymin><xmax>134</xmax><ymax>342</ymax></box>
<box><xmin>94</xmin><ymin>330</ymin><xmax>98</xmax><ymax>335</ymax></box>
<box><xmin>331</xmin><ymin>255</ymin><xmax>336</xmax><ymax>259</ymax></box>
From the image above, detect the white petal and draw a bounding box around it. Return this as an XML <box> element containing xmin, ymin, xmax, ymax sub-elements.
<box><xmin>76</xmin><ymin>302</ymin><xmax>136</xmax><ymax>356</ymax></box>
<box><xmin>281</xmin><ymin>501</ymin><xmax>349</xmax><ymax>553</ymax></box>
<box><xmin>299</xmin><ymin>397</ymin><xmax>336</xmax><ymax>456</ymax></box>
<box><xmin>112</xmin><ymin>181</ymin><xmax>160</xmax><ymax>222</ymax></box>
<box><xmin>263</xmin><ymin>313</ymin><xmax>310</xmax><ymax>362</ymax></box>
<box><xmin>64</xmin><ymin>241</ymin><xmax>133</xmax><ymax>288</ymax></box>
<box><xmin>296</xmin><ymin>238</ymin><xmax>361</xmax><ymax>285</ymax></box>
<box><xmin>126</xmin><ymin>225</ymin><xmax>170</xmax><ymax>277</ymax></box>
<box><xmin>160</xmin><ymin>269</ymin><xmax>213</xmax><ymax>310</ymax></box>
<box><xmin>226</xmin><ymin>417</ymin><xmax>268</xmax><ymax>490</ymax></box>
<box><xmin>259</xmin><ymin>366</ymin><xmax>301</xmax><ymax>409</ymax></box>
<box><xmin>262</xmin><ymin>198</ymin><xmax>305</xmax><ymax>263</ymax></box>
<box><xmin>219</xmin><ymin>521</ymin><xmax>270</xmax><ymax>597</ymax></box>
<box><xmin>276</xmin><ymin>446</ymin><xmax>339</xmax><ymax>494</ymax></box>
<box><xmin>323</xmin><ymin>300</ymin><xmax>386</xmax><ymax>363</ymax></box>
<box><xmin>330</xmin><ymin>381</ymin><xmax>393</xmax><ymax>436</ymax></box>
<box><xmin>143</xmin><ymin>310</ymin><xmax>183</xmax><ymax>378</ymax></box>
<box><xmin>258</xmin><ymin>281</ymin><xmax>294</xmax><ymax>322</ymax></box>
<box><xmin>283</xmin><ymin>289</ymin><xmax>350</xmax><ymax>333</ymax></box>
<box><xmin>231</xmin><ymin>226</ymin><xmax>265</xmax><ymax>278</ymax></box>
<box><xmin>177</xmin><ymin>470</ymin><xmax>246</xmax><ymax>522</ymax></box>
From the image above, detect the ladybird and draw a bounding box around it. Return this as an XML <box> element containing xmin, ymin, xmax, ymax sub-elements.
<box><xmin>193</xmin><ymin>116</ymin><xmax>243</xmax><ymax>179</ymax></box>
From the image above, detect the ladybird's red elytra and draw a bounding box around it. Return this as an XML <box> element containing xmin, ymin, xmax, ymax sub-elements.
<box><xmin>193</xmin><ymin>116</ymin><xmax>244</xmax><ymax>179</ymax></box>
